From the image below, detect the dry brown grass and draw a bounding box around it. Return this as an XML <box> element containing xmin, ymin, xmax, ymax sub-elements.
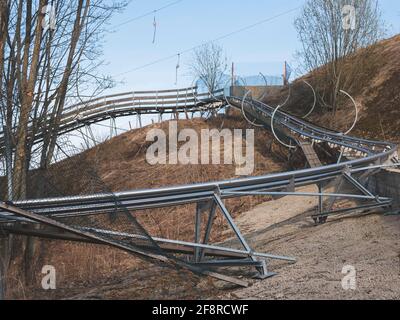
<box><xmin>6</xmin><ymin>114</ymin><xmax>288</xmax><ymax>299</ymax></box>
<box><xmin>264</xmin><ymin>34</ymin><xmax>400</xmax><ymax>143</ymax></box>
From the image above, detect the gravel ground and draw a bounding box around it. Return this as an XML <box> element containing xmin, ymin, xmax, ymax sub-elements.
<box><xmin>214</xmin><ymin>185</ymin><xmax>400</xmax><ymax>300</ymax></box>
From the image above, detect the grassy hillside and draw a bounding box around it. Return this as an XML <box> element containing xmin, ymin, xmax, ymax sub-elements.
<box><xmin>264</xmin><ymin>34</ymin><xmax>400</xmax><ymax>143</ymax></box>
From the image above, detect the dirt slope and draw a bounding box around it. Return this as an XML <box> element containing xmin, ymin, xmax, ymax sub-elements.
<box><xmin>218</xmin><ymin>185</ymin><xmax>400</xmax><ymax>300</ymax></box>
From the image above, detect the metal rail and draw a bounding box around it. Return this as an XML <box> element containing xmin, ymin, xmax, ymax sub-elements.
<box><xmin>0</xmin><ymin>87</ymin><xmax>398</xmax><ymax>284</ymax></box>
<box><xmin>0</xmin><ymin>87</ymin><xmax>224</xmax><ymax>150</ymax></box>
<box><xmin>0</xmin><ymin>95</ymin><xmax>396</xmax><ymax>218</ymax></box>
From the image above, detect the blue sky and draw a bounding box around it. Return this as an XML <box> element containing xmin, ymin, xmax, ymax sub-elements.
<box><xmin>99</xmin><ymin>0</ymin><xmax>400</xmax><ymax>94</ymax></box>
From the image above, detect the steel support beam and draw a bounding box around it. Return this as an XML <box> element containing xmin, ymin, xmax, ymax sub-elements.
<box><xmin>199</xmin><ymin>202</ymin><xmax>217</xmax><ymax>261</ymax></box>
<box><xmin>213</xmin><ymin>193</ymin><xmax>274</xmax><ymax>279</ymax></box>
<box><xmin>0</xmin><ymin>202</ymin><xmax>290</xmax><ymax>286</ymax></box>
<box><xmin>311</xmin><ymin>200</ymin><xmax>391</xmax><ymax>219</ymax></box>
<box><xmin>343</xmin><ymin>172</ymin><xmax>379</xmax><ymax>201</ymax></box>
<box><xmin>194</xmin><ymin>203</ymin><xmax>202</xmax><ymax>262</ymax></box>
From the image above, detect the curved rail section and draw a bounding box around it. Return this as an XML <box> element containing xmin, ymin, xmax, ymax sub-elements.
<box><xmin>0</xmin><ymin>88</ymin><xmax>398</xmax><ymax>286</ymax></box>
<box><xmin>0</xmin><ymin>87</ymin><xmax>224</xmax><ymax>149</ymax></box>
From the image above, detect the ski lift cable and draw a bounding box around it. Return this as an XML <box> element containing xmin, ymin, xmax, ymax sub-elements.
<box><xmin>113</xmin><ymin>0</ymin><xmax>184</xmax><ymax>29</ymax></box>
<box><xmin>175</xmin><ymin>53</ymin><xmax>180</xmax><ymax>85</ymax></box>
<box><xmin>152</xmin><ymin>15</ymin><xmax>157</xmax><ymax>44</ymax></box>
<box><xmin>113</xmin><ymin>6</ymin><xmax>301</xmax><ymax>77</ymax></box>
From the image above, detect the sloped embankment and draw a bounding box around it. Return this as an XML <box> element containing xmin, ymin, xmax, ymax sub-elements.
<box><xmin>264</xmin><ymin>34</ymin><xmax>400</xmax><ymax>143</ymax></box>
<box><xmin>7</xmin><ymin>115</ymin><xmax>288</xmax><ymax>299</ymax></box>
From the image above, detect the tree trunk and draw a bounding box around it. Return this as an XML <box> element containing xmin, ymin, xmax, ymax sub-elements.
<box><xmin>0</xmin><ymin>0</ymin><xmax>11</xmax><ymax>300</ymax></box>
<box><xmin>0</xmin><ymin>234</ymin><xmax>11</xmax><ymax>300</ymax></box>
<box><xmin>44</xmin><ymin>0</ymin><xmax>86</xmax><ymax>166</ymax></box>
<box><xmin>13</xmin><ymin>0</ymin><xmax>45</xmax><ymax>200</ymax></box>
<box><xmin>10</xmin><ymin>0</ymin><xmax>46</xmax><ymax>285</ymax></box>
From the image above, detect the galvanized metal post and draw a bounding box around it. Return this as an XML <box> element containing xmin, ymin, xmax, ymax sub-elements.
<box><xmin>113</xmin><ymin>117</ymin><xmax>117</xmax><ymax>136</ymax></box>
<box><xmin>184</xmin><ymin>88</ymin><xmax>189</xmax><ymax>120</ymax></box>
<box><xmin>175</xmin><ymin>89</ymin><xmax>179</xmax><ymax>120</ymax></box>
<box><xmin>318</xmin><ymin>183</ymin><xmax>323</xmax><ymax>216</ymax></box>
<box><xmin>194</xmin><ymin>203</ymin><xmax>202</xmax><ymax>263</ymax></box>
<box><xmin>213</xmin><ymin>194</ymin><xmax>252</xmax><ymax>253</ymax></box>
<box><xmin>199</xmin><ymin>202</ymin><xmax>217</xmax><ymax>261</ymax></box>
<box><xmin>213</xmin><ymin>193</ymin><xmax>273</xmax><ymax>278</ymax></box>
<box><xmin>86</xmin><ymin>124</ymin><xmax>97</xmax><ymax>146</ymax></box>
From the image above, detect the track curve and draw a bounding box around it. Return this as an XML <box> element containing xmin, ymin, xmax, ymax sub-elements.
<box><xmin>0</xmin><ymin>89</ymin><xmax>397</xmax><ymax>220</ymax></box>
<box><xmin>1</xmin><ymin>86</ymin><xmax>398</xmax><ymax>284</ymax></box>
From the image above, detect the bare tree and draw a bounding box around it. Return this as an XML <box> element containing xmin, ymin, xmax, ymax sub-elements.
<box><xmin>0</xmin><ymin>0</ymin><xmax>126</xmax><ymax>199</ymax></box>
<box><xmin>0</xmin><ymin>0</ymin><xmax>127</xmax><ymax>287</ymax></box>
<box><xmin>190</xmin><ymin>43</ymin><xmax>228</xmax><ymax>95</ymax></box>
<box><xmin>0</xmin><ymin>0</ymin><xmax>13</xmax><ymax>300</ymax></box>
<box><xmin>294</xmin><ymin>0</ymin><xmax>385</xmax><ymax>115</ymax></box>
